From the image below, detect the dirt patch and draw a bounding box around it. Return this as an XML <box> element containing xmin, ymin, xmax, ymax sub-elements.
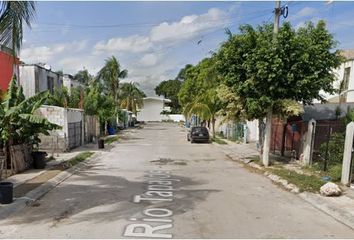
<box><xmin>13</xmin><ymin>167</ymin><xmax>63</xmax><ymax>198</ymax></box>
<box><xmin>13</xmin><ymin>152</ymin><xmax>94</xmax><ymax>198</ymax></box>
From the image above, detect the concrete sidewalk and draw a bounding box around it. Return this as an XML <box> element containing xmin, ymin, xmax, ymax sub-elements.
<box><xmin>0</xmin><ymin>141</ymin><xmax>110</xmax><ymax>219</ymax></box>
<box><xmin>215</xmin><ymin>140</ymin><xmax>354</xmax><ymax>230</ymax></box>
<box><xmin>4</xmin><ymin>143</ymin><xmax>100</xmax><ymax>189</ymax></box>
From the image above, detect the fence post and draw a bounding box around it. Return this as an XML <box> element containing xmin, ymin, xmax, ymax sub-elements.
<box><xmin>302</xmin><ymin>119</ymin><xmax>316</xmax><ymax>165</ymax></box>
<box><xmin>341</xmin><ymin>121</ymin><xmax>354</xmax><ymax>185</ymax></box>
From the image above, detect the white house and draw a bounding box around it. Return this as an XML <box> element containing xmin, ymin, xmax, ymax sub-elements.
<box><xmin>137</xmin><ymin>97</ymin><xmax>172</xmax><ymax>122</ymax></box>
<box><xmin>19</xmin><ymin>63</ymin><xmax>63</xmax><ymax>98</ymax></box>
<box><xmin>63</xmin><ymin>74</ymin><xmax>82</xmax><ymax>94</ymax></box>
<box><xmin>321</xmin><ymin>50</ymin><xmax>354</xmax><ymax>103</ymax></box>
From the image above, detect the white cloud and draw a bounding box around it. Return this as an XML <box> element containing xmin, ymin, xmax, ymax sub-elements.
<box><xmin>150</xmin><ymin>8</ymin><xmax>229</xmax><ymax>43</ymax></box>
<box><xmin>20</xmin><ymin>45</ymin><xmax>65</xmax><ymax>63</ymax></box>
<box><xmin>94</xmin><ymin>35</ymin><xmax>152</xmax><ymax>54</ymax></box>
<box><xmin>291</xmin><ymin>7</ymin><xmax>318</xmax><ymax>22</ymax></box>
<box><xmin>93</xmin><ymin>8</ymin><xmax>230</xmax><ymax>55</ymax></box>
<box><xmin>20</xmin><ymin>40</ymin><xmax>88</xmax><ymax>64</ymax></box>
<box><xmin>140</xmin><ymin>53</ymin><xmax>159</xmax><ymax>67</ymax></box>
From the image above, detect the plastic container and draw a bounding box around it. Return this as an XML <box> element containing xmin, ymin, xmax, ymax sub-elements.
<box><xmin>0</xmin><ymin>182</ymin><xmax>13</xmax><ymax>204</ymax></box>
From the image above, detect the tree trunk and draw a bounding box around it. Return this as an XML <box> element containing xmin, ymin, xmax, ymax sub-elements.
<box><xmin>212</xmin><ymin>118</ymin><xmax>216</xmax><ymax>138</ymax></box>
<box><xmin>262</xmin><ymin>109</ymin><xmax>273</xmax><ymax>166</ymax></box>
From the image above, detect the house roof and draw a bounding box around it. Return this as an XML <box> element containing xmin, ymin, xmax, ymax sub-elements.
<box><xmin>143</xmin><ymin>97</ymin><xmax>171</xmax><ymax>103</ymax></box>
<box><xmin>340</xmin><ymin>49</ymin><xmax>354</xmax><ymax>61</ymax></box>
<box><xmin>301</xmin><ymin>102</ymin><xmax>354</xmax><ymax>121</ymax></box>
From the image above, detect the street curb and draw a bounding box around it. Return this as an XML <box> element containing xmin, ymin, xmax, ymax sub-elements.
<box><xmin>219</xmin><ymin>147</ymin><xmax>354</xmax><ymax>231</ymax></box>
<box><xmin>298</xmin><ymin>192</ymin><xmax>354</xmax><ymax>230</ymax></box>
<box><xmin>0</xmin><ymin>152</ymin><xmax>100</xmax><ymax>220</ymax></box>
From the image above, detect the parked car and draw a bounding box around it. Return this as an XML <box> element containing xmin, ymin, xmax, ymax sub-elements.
<box><xmin>187</xmin><ymin>126</ymin><xmax>210</xmax><ymax>143</ymax></box>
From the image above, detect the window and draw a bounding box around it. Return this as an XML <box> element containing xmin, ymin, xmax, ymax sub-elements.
<box><xmin>47</xmin><ymin>76</ymin><xmax>54</xmax><ymax>94</ymax></box>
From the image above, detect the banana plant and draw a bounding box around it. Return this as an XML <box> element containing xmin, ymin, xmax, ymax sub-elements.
<box><xmin>0</xmin><ymin>77</ymin><xmax>61</xmax><ymax>150</ymax></box>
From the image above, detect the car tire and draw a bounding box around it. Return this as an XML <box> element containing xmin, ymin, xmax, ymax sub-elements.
<box><xmin>191</xmin><ymin>139</ymin><xmax>194</xmax><ymax>143</ymax></box>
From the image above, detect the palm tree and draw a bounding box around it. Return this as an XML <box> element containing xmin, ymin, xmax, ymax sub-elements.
<box><xmin>0</xmin><ymin>1</ymin><xmax>36</xmax><ymax>56</ymax></box>
<box><xmin>97</xmin><ymin>56</ymin><xmax>128</xmax><ymax>103</ymax></box>
<box><xmin>119</xmin><ymin>82</ymin><xmax>145</xmax><ymax>115</ymax></box>
<box><xmin>183</xmin><ymin>89</ymin><xmax>221</xmax><ymax>138</ymax></box>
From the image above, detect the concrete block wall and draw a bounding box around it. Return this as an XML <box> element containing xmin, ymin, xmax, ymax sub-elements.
<box><xmin>35</xmin><ymin>105</ymin><xmax>68</xmax><ymax>152</ymax></box>
<box><xmin>35</xmin><ymin>105</ymin><xmax>85</xmax><ymax>152</ymax></box>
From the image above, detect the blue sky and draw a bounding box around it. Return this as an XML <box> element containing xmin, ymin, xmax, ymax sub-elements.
<box><xmin>20</xmin><ymin>1</ymin><xmax>354</xmax><ymax>96</ymax></box>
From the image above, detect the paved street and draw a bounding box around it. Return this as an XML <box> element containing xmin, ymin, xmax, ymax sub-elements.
<box><xmin>0</xmin><ymin>123</ymin><xmax>354</xmax><ymax>238</ymax></box>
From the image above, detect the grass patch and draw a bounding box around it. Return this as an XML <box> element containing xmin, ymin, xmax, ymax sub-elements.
<box><xmin>105</xmin><ymin>136</ymin><xmax>119</xmax><ymax>145</ymax></box>
<box><xmin>65</xmin><ymin>152</ymin><xmax>95</xmax><ymax>167</ymax></box>
<box><xmin>211</xmin><ymin>137</ymin><xmax>228</xmax><ymax>145</ymax></box>
<box><xmin>249</xmin><ymin>155</ymin><xmax>261</xmax><ymax>164</ymax></box>
<box><xmin>268</xmin><ymin>167</ymin><xmax>324</xmax><ymax>192</ymax></box>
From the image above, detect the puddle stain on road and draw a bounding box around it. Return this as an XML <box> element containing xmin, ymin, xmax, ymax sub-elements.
<box><xmin>123</xmin><ymin>170</ymin><xmax>179</xmax><ymax>238</ymax></box>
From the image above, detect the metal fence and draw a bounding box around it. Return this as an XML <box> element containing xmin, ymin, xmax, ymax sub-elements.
<box><xmin>68</xmin><ymin>121</ymin><xmax>82</xmax><ymax>149</ymax></box>
<box><xmin>311</xmin><ymin>121</ymin><xmax>345</xmax><ymax>171</ymax></box>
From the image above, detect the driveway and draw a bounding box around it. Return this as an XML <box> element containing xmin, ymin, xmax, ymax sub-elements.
<box><xmin>0</xmin><ymin>123</ymin><xmax>353</xmax><ymax>238</ymax></box>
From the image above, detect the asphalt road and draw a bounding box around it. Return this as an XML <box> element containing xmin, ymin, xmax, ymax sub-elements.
<box><xmin>0</xmin><ymin>123</ymin><xmax>354</xmax><ymax>238</ymax></box>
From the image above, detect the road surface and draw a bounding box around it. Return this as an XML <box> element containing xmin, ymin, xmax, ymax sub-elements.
<box><xmin>0</xmin><ymin>123</ymin><xmax>353</xmax><ymax>238</ymax></box>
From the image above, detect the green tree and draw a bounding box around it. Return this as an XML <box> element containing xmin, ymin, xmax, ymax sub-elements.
<box><xmin>0</xmin><ymin>1</ymin><xmax>36</xmax><ymax>56</ymax></box>
<box><xmin>84</xmin><ymin>82</ymin><xmax>116</xmax><ymax>135</ymax></box>
<box><xmin>97</xmin><ymin>56</ymin><xmax>128</xmax><ymax>103</ymax></box>
<box><xmin>155</xmin><ymin>79</ymin><xmax>182</xmax><ymax>113</ymax></box>
<box><xmin>119</xmin><ymin>82</ymin><xmax>145</xmax><ymax>115</ymax></box>
<box><xmin>216</xmin><ymin>21</ymin><xmax>342</xmax><ymax>165</ymax></box>
<box><xmin>47</xmin><ymin>86</ymin><xmax>70</xmax><ymax>108</ymax></box>
<box><xmin>176</xmin><ymin>64</ymin><xmax>193</xmax><ymax>81</ymax></box>
<box><xmin>74</xmin><ymin>69</ymin><xmax>93</xmax><ymax>86</ymax></box>
<box><xmin>179</xmin><ymin>58</ymin><xmax>223</xmax><ymax>137</ymax></box>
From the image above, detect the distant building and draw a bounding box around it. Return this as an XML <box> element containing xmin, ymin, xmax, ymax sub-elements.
<box><xmin>137</xmin><ymin>97</ymin><xmax>172</xmax><ymax>122</ymax></box>
<box><xmin>0</xmin><ymin>45</ymin><xmax>20</xmax><ymax>92</ymax></box>
<box><xmin>323</xmin><ymin>50</ymin><xmax>354</xmax><ymax>103</ymax></box>
<box><xmin>19</xmin><ymin>63</ymin><xmax>63</xmax><ymax>98</ymax></box>
<box><xmin>63</xmin><ymin>74</ymin><xmax>82</xmax><ymax>94</ymax></box>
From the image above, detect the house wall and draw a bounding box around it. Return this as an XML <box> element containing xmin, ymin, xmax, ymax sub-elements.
<box><xmin>63</xmin><ymin>75</ymin><xmax>81</xmax><ymax>94</ymax></box>
<box><xmin>35</xmin><ymin>105</ymin><xmax>84</xmax><ymax>152</ymax></box>
<box><xmin>138</xmin><ymin>99</ymin><xmax>165</xmax><ymax>122</ymax></box>
<box><xmin>19</xmin><ymin>65</ymin><xmax>63</xmax><ymax>98</ymax></box>
<box><xmin>19</xmin><ymin>65</ymin><xmax>36</xmax><ymax>97</ymax></box>
<box><xmin>0</xmin><ymin>50</ymin><xmax>19</xmax><ymax>92</ymax></box>
<box><xmin>161</xmin><ymin>114</ymin><xmax>185</xmax><ymax>122</ymax></box>
<box><xmin>246</xmin><ymin>120</ymin><xmax>259</xmax><ymax>142</ymax></box>
<box><xmin>320</xmin><ymin>59</ymin><xmax>354</xmax><ymax>103</ymax></box>
<box><xmin>35</xmin><ymin>105</ymin><xmax>68</xmax><ymax>152</ymax></box>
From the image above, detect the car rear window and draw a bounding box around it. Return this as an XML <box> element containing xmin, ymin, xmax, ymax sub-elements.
<box><xmin>191</xmin><ymin>127</ymin><xmax>208</xmax><ymax>134</ymax></box>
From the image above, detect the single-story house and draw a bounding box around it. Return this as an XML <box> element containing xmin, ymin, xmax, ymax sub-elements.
<box><xmin>137</xmin><ymin>97</ymin><xmax>172</xmax><ymax>122</ymax></box>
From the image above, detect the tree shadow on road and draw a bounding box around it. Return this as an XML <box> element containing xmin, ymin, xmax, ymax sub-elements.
<box><xmin>0</xmin><ymin>166</ymin><xmax>220</xmax><ymax>228</ymax></box>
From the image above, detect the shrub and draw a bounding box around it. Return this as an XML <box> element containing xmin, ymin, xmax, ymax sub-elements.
<box><xmin>319</xmin><ymin>132</ymin><xmax>345</xmax><ymax>167</ymax></box>
<box><xmin>327</xmin><ymin>164</ymin><xmax>342</xmax><ymax>182</ymax></box>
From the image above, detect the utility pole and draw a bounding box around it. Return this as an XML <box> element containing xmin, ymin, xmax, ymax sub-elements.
<box><xmin>262</xmin><ymin>0</ymin><xmax>282</xmax><ymax>167</ymax></box>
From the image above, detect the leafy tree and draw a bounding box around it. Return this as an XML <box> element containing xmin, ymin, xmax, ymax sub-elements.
<box><xmin>119</xmin><ymin>82</ymin><xmax>145</xmax><ymax>115</ymax></box>
<box><xmin>179</xmin><ymin>58</ymin><xmax>223</xmax><ymax>137</ymax></box>
<box><xmin>216</xmin><ymin>21</ymin><xmax>342</xmax><ymax>165</ymax></box>
<box><xmin>74</xmin><ymin>69</ymin><xmax>93</xmax><ymax>86</ymax></box>
<box><xmin>47</xmin><ymin>86</ymin><xmax>70</xmax><ymax>108</ymax></box>
<box><xmin>176</xmin><ymin>64</ymin><xmax>193</xmax><ymax>81</ymax></box>
<box><xmin>155</xmin><ymin>79</ymin><xmax>182</xmax><ymax>113</ymax></box>
<box><xmin>97</xmin><ymin>56</ymin><xmax>128</xmax><ymax>103</ymax></box>
<box><xmin>84</xmin><ymin>82</ymin><xmax>116</xmax><ymax>135</ymax></box>
<box><xmin>0</xmin><ymin>1</ymin><xmax>36</xmax><ymax>56</ymax></box>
